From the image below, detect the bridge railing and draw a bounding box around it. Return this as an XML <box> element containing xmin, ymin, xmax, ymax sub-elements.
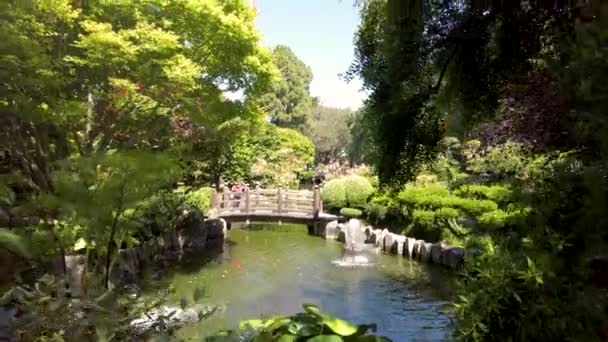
<box><xmin>210</xmin><ymin>186</ymin><xmax>323</xmax><ymax>218</ymax></box>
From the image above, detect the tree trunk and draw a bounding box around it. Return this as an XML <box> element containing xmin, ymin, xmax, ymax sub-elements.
<box><xmin>104</xmin><ymin>181</ymin><xmax>126</xmax><ymax>289</ymax></box>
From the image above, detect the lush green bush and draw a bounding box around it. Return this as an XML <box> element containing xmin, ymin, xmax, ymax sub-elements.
<box><xmin>454</xmin><ymin>184</ymin><xmax>513</xmax><ymax>204</ymax></box>
<box><xmin>364</xmin><ymin>193</ymin><xmax>410</xmax><ymax>229</ymax></box>
<box><xmin>465</xmin><ymin>141</ymin><xmax>531</xmax><ymax>180</ymax></box>
<box><xmin>340</xmin><ymin>207</ymin><xmax>363</xmax><ymax>218</ymax></box>
<box><xmin>435</xmin><ymin>207</ymin><xmax>460</xmax><ymax>221</ymax></box>
<box><xmin>322</xmin><ymin>175</ymin><xmax>375</xmax><ymax>209</ymax></box>
<box><xmin>321</xmin><ymin>178</ymin><xmax>347</xmax><ymax>209</ymax></box>
<box><xmin>129</xmin><ymin>189</ymin><xmax>185</xmax><ymax>238</ymax></box>
<box><xmin>455</xmin><ymin>198</ymin><xmax>498</xmax><ymax>216</ymax></box>
<box><xmin>405</xmin><ymin>209</ymin><xmax>442</xmax><ymax>241</ymax></box>
<box><xmin>184</xmin><ymin>187</ymin><xmax>214</xmax><ymax>214</ymax></box>
<box><xmin>464</xmin><ymin>234</ymin><xmax>495</xmax><ymax>257</ymax></box>
<box><xmin>343</xmin><ymin>175</ymin><xmax>375</xmax><ymax>207</ymax></box>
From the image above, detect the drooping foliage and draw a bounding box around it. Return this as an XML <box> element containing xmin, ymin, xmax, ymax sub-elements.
<box><xmin>348</xmin><ymin>0</ymin><xmax>596</xmax><ymax>185</ymax></box>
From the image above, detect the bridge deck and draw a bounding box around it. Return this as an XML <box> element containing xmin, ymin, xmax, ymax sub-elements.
<box><xmin>209</xmin><ymin>187</ymin><xmax>336</xmax><ymax>223</ymax></box>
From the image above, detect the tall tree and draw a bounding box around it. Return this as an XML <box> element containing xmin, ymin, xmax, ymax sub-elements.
<box><xmin>257</xmin><ymin>45</ymin><xmax>314</xmax><ymax>130</ymax></box>
<box><xmin>306</xmin><ymin>106</ymin><xmax>352</xmax><ymax>163</ymax></box>
<box><xmin>348</xmin><ymin>0</ymin><xmax>592</xmax><ymax>185</ymax></box>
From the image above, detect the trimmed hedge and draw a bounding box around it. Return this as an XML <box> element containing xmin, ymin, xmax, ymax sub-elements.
<box><xmin>322</xmin><ymin>175</ymin><xmax>375</xmax><ymax>209</ymax></box>
<box><xmin>321</xmin><ymin>178</ymin><xmax>347</xmax><ymax>209</ymax></box>
<box><xmin>344</xmin><ymin>176</ymin><xmax>375</xmax><ymax>207</ymax></box>
<box><xmin>340</xmin><ymin>207</ymin><xmax>363</xmax><ymax>218</ymax></box>
<box><xmin>454</xmin><ymin>184</ymin><xmax>513</xmax><ymax>204</ymax></box>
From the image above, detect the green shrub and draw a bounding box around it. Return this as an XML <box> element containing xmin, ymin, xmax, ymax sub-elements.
<box><xmin>340</xmin><ymin>207</ymin><xmax>363</xmax><ymax>218</ymax></box>
<box><xmin>465</xmin><ymin>234</ymin><xmax>495</xmax><ymax>257</ymax></box>
<box><xmin>364</xmin><ymin>193</ymin><xmax>410</xmax><ymax>229</ymax></box>
<box><xmin>398</xmin><ymin>183</ymin><xmax>450</xmax><ymax>204</ymax></box>
<box><xmin>413</xmin><ymin>209</ymin><xmax>435</xmax><ymax>227</ymax></box>
<box><xmin>435</xmin><ymin>207</ymin><xmax>460</xmax><ymax>221</ymax></box>
<box><xmin>456</xmin><ymin>198</ymin><xmax>498</xmax><ymax>216</ymax></box>
<box><xmin>406</xmin><ymin>209</ymin><xmax>442</xmax><ymax>241</ymax></box>
<box><xmin>321</xmin><ymin>178</ymin><xmax>346</xmax><ymax>209</ymax></box>
<box><xmin>129</xmin><ymin>190</ymin><xmax>185</xmax><ymax>238</ymax></box>
<box><xmin>364</xmin><ymin>201</ymin><xmax>388</xmax><ymax>223</ymax></box>
<box><xmin>184</xmin><ymin>187</ymin><xmax>213</xmax><ymax>214</ymax></box>
<box><xmin>465</xmin><ymin>141</ymin><xmax>531</xmax><ymax>179</ymax></box>
<box><xmin>343</xmin><ymin>175</ymin><xmax>375</xmax><ymax>207</ymax></box>
<box><xmin>322</xmin><ymin>175</ymin><xmax>375</xmax><ymax>209</ymax></box>
<box><xmin>455</xmin><ymin>184</ymin><xmax>513</xmax><ymax>204</ymax></box>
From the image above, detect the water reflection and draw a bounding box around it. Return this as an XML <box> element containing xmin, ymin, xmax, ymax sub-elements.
<box><xmin>141</xmin><ymin>224</ymin><xmax>454</xmax><ymax>341</ymax></box>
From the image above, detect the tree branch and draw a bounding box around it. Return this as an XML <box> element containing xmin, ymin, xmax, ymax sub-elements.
<box><xmin>430</xmin><ymin>45</ymin><xmax>459</xmax><ymax>94</ymax></box>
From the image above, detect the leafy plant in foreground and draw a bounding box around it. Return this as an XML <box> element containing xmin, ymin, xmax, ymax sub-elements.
<box><xmin>207</xmin><ymin>304</ymin><xmax>390</xmax><ymax>342</ymax></box>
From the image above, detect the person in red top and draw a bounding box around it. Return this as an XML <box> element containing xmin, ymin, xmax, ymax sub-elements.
<box><xmin>231</xmin><ymin>182</ymin><xmax>243</xmax><ymax>208</ymax></box>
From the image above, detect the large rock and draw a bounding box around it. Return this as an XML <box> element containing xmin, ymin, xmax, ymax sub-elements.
<box><xmin>442</xmin><ymin>247</ymin><xmax>465</xmax><ymax>270</ymax></box>
<box><xmin>205</xmin><ymin>218</ymin><xmax>226</xmax><ymax>240</ymax></box>
<box><xmin>404</xmin><ymin>237</ymin><xmax>416</xmax><ymax>258</ymax></box>
<box><xmin>431</xmin><ymin>243</ymin><xmax>445</xmax><ymax>264</ymax></box>
<box><xmin>364</xmin><ymin>226</ymin><xmax>375</xmax><ymax>244</ymax></box>
<box><xmin>384</xmin><ymin>233</ymin><xmax>406</xmax><ymax>255</ymax></box>
<box><xmin>162</xmin><ymin>231</ymin><xmax>180</xmax><ymax>253</ymax></box>
<box><xmin>380</xmin><ymin>229</ymin><xmax>389</xmax><ymax>251</ymax></box>
<box><xmin>0</xmin><ymin>307</ymin><xmax>16</xmax><ymax>342</ymax></box>
<box><xmin>324</xmin><ymin>220</ymin><xmax>340</xmax><ymax>240</ymax></box>
<box><xmin>335</xmin><ymin>223</ymin><xmax>346</xmax><ymax>242</ymax></box>
<box><xmin>393</xmin><ymin>235</ymin><xmax>406</xmax><ymax>256</ymax></box>
<box><xmin>177</xmin><ymin>209</ymin><xmax>208</xmax><ymax>258</ymax></box>
<box><xmin>412</xmin><ymin>240</ymin><xmax>424</xmax><ymax>259</ymax></box>
<box><xmin>110</xmin><ymin>248</ymin><xmax>141</xmax><ymax>289</ymax></box>
<box><xmin>129</xmin><ymin>304</ymin><xmax>217</xmax><ymax>338</ymax></box>
<box><xmin>64</xmin><ymin>255</ymin><xmax>86</xmax><ymax>297</ymax></box>
<box><xmin>383</xmin><ymin>233</ymin><xmax>396</xmax><ymax>254</ymax></box>
<box><xmin>373</xmin><ymin>229</ymin><xmax>383</xmax><ymax>248</ymax></box>
<box><xmin>419</xmin><ymin>242</ymin><xmax>432</xmax><ymax>263</ymax></box>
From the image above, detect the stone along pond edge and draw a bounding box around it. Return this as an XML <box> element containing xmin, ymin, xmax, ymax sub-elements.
<box><xmin>322</xmin><ymin>219</ymin><xmax>465</xmax><ymax>270</ymax></box>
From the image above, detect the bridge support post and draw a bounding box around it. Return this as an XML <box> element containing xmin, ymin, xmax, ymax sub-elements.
<box><xmin>244</xmin><ymin>188</ymin><xmax>250</xmax><ymax>214</ymax></box>
<box><xmin>210</xmin><ymin>189</ymin><xmax>217</xmax><ymax>211</ymax></box>
<box><xmin>313</xmin><ymin>185</ymin><xmax>322</xmax><ymax>216</ymax></box>
<box><xmin>277</xmin><ymin>187</ymin><xmax>283</xmax><ymax>214</ymax></box>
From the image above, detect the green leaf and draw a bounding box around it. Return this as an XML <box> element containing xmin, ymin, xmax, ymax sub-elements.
<box><xmin>303</xmin><ymin>303</ymin><xmax>322</xmax><ymax>316</ymax></box>
<box><xmin>477</xmin><ymin>322</ymin><xmax>489</xmax><ymax>333</ymax></box>
<box><xmin>352</xmin><ymin>337</ymin><xmax>392</xmax><ymax>342</ymax></box>
<box><xmin>306</xmin><ymin>335</ymin><xmax>343</xmax><ymax>342</ymax></box>
<box><xmin>0</xmin><ymin>228</ymin><xmax>31</xmax><ymax>259</ymax></box>
<box><xmin>457</xmin><ymin>295</ymin><xmax>469</xmax><ymax>303</ymax></box>
<box><xmin>240</xmin><ymin>319</ymin><xmax>264</xmax><ymax>330</ymax></box>
<box><xmin>276</xmin><ymin>334</ymin><xmax>296</xmax><ymax>342</ymax></box>
<box><xmin>302</xmin><ymin>304</ymin><xmax>358</xmax><ymax>336</ymax></box>
<box><xmin>512</xmin><ymin>292</ymin><xmax>522</xmax><ymax>303</ymax></box>
<box><xmin>74</xmin><ymin>238</ymin><xmax>88</xmax><ymax>251</ymax></box>
<box><xmin>239</xmin><ymin>316</ymin><xmax>289</xmax><ymax>330</ymax></box>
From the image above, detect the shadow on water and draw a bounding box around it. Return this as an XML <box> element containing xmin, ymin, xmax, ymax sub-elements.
<box><xmin>139</xmin><ymin>224</ymin><xmax>455</xmax><ymax>341</ymax></box>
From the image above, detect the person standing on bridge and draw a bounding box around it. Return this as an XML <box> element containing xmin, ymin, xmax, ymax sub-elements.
<box><xmin>231</xmin><ymin>182</ymin><xmax>242</xmax><ymax>208</ymax></box>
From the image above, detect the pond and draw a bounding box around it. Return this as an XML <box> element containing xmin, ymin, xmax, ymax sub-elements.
<box><xmin>143</xmin><ymin>224</ymin><xmax>454</xmax><ymax>341</ymax></box>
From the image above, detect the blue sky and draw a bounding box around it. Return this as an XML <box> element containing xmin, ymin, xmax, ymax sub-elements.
<box><xmin>255</xmin><ymin>0</ymin><xmax>365</xmax><ymax>110</ymax></box>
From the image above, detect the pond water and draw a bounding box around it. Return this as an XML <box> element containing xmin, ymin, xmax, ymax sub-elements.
<box><xmin>143</xmin><ymin>224</ymin><xmax>454</xmax><ymax>341</ymax></box>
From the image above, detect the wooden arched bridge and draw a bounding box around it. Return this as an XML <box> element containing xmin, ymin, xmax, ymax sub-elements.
<box><xmin>208</xmin><ymin>187</ymin><xmax>338</xmax><ymax>227</ymax></box>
